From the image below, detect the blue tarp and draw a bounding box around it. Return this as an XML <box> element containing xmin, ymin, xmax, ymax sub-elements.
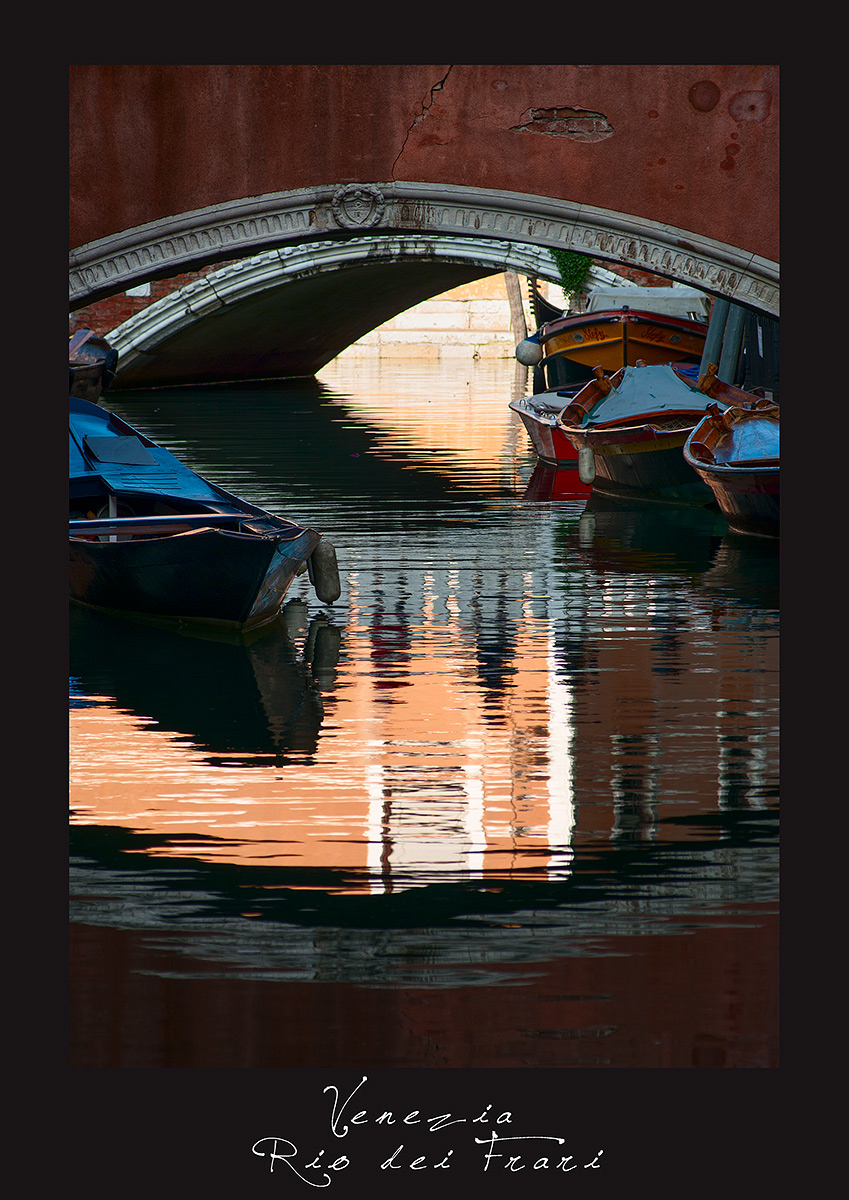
<box><xmin>69</xmin><ymin>396</ymin><xmax>222</xmax><ymax>502</ymax></box>
<box><xmin>576</xmin><ymin>364</ymin><xmax>718</xmax><ymax>428</ymax></box>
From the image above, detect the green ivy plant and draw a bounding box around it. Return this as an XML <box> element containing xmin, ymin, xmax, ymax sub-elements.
<box><xmin>550</xmin><ymin>249</ymin><xmax>592</xmax><ymax>297</ymax></box>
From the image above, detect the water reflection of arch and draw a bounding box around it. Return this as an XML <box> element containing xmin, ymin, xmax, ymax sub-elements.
<box><xmin>69</xmin><ymin>800</ymin><xmax>778</xmax><ymax>987</ymax></box>
<box><xmin>101</xmin><ymin>380</ymin><xmax>524</xmax><ymax>506</ymax></box>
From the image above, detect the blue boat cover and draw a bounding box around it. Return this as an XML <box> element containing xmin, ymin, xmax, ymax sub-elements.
<box><xmin>69</xmin><ymin>396</ymin><xmax>223</xmax><ymax>502</ymax></box>
<box><xmin>709</xmin><ymin>412</ymin><xmax>780</xmax><ymax>466</ymax></box>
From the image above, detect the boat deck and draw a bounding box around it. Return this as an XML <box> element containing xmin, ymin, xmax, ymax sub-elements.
<box><xmin>708</xmin><ymin>418</ymin><xmax>779</xmax><ymax>467</ymax></box>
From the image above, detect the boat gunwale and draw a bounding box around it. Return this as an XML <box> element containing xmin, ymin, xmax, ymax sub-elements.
<box><xmin>684</xmin><ymin>401</ymin><xmax>780</xmax><ymax>471</ymax></box>
<box><xmin>558</xmin><ymin>411</ymin><xmax>704</xmax><ymax>437</ymax></box>
<box><xmin>539</xmin><ymin>307</ymin><xmax>709</xmax><ymax>345</ymax></box>
<box><xmin>686</xmin><ymin>457</ymin><xmax>780</xmax><ymax>480</ymax></box>
<box><xmin>69</xmin><ymin>520</ymin><xmax>318</xmax><ymax>546</ymax></box>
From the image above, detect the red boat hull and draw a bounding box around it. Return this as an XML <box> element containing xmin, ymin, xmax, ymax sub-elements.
<box><xmin>509</xmin><ymin>395</ymin><xmax>579</xmax><ymax>466</ymax></box>
<box><xmin>562</xmin><ymin>420</ymin><xmax>716</xmax><ymax>506</ymax></box>
<box><xmin>684</xmin><ymin>401</ymin><xmax>780</xmax><ymax>537</ymax></box>
<box><xmin>687</xmin><ymin>464</ymin><xmax>779</xmax><ymax>537</ymax></box>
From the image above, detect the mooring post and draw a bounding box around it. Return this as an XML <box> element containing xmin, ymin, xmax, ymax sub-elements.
<box><xmin>699</xmin><ymin>297</ymin><xmax>730</xmax><ymax>376</ymax></box>
<box><xmin>718</xmin><ymin>303</ymin><xmax>746</xmax><ymax>385</ymax></box>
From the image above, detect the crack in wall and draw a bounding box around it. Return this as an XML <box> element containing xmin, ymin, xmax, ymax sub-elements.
<box><xmin>391</xmin><ymin>67</ymin><xmax>453</xmax><ymax>177</ymax></box>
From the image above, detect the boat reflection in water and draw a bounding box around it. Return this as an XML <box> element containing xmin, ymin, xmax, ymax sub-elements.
<box><xmin>522</xmin><ymin>460</ymin><xmax>593</xmax><ymax>502</ymax></box>
<box><xmin>699</xmin><ymin>527</ymin><xmax>780</xmax><ymax>609</ymax></box>
<box><xmin>570</xmin><ymin>487</ymin><xmax>729</xmax><ymax>575</ymax></box>
<box><xmin>69</xmin><ymin>599</ymin><xmax>341</xmax><ymax>766</ymax></box>
<box><xmin>566</xmin><ymin>485</ymin><xmax>778</xmax><ymax>603</ymax></box>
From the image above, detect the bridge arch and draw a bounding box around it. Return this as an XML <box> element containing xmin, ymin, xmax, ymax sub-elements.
<box><xmin>103</xmin><ymin>232</ymin><xmax>623</xmax><ymax>387</ymax></box>
<box><xmin>70</xmin><ymin>180</ymin><xmax>778</xmax><ymax>320</ymax></box>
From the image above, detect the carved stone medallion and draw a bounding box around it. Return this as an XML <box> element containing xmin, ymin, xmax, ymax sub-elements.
<box><xmin>331</xmin><ymin>185</ymin><xmax>386</xmax><ymax>229</ymax></box>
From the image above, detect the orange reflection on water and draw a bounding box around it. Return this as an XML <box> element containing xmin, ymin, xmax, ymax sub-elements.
<box><xmin>70</xmin><ymin>570</ymin><xmax>576</xmax><ymax>891</ymax></box>
<box><xmin>320</xmin><ymin>359</ymin><xmax>531</xmax><ymax>490</ymax></box>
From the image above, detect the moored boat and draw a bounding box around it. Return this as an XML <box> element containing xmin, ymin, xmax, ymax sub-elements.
<box><xmin>683</xmin><ymin>397</ymin><xmax>779</xmax><ymax>538</ymax></box>
<box><xmin>553</xmin><ymin>361</ymin><xmax>761</xmax><ymax>506</ymax></box>
<box><xmin>509</xmin><ymin>385</ymin><xmax>584</xmax><ymax>466</ymax></box>
<box><xmin>516</xmin><ymin>286</ymin><xmax>710</xmax><ymax>393</ymax></box>
<box><xmin>69</xmin><ymin>331</ymin><xmax>341</xmax><ymax>630</ymax></box>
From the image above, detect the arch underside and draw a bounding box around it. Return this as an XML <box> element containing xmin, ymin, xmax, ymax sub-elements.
<box><xmin>70</xmin><ymin>182</ymin><xmax>778</xmax><ymax>386</ymax></box>
<box><xmin>101</xmin><ymin>235</ymin><xmax>618</xmax><ymax>387</ymax></box>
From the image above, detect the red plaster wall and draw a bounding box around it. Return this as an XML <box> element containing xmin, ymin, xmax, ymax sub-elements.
<box><xmin>70</xmin><ymin>65</ymin><xmax>778</xmax><ymax>264</ymax></box>
<box><xmin>68</xmin><ymin>268</ymin><xmax>221</xmax><ymax>337</ymax></box>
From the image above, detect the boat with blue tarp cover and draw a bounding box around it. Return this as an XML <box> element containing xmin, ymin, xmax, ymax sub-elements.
<box><xmin>69</xmin><ymin>331</ymin><xmax>340</xmax><ymax>630</ymax></box>
<box><xmin>509</xmin><ymin>362</ymin><xmax>703</xmax><ymax>469</ymax></box>
<box><xmin>553</xmin><ymin>361</ymin><xmax>761</xmax><ymax>506</ymax></box>
<box><xmin>683</xmin><ymin>395</ymin><xmax>779</xmax><ymax>538</ymax></box>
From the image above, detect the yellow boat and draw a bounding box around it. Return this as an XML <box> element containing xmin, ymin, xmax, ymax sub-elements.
<box><xmin>519</xmin><ymin>286</ymin><xmax>710</xmax><ymax>391</ymax></box>
<box><xmin>544</xmin><ymin>306</ymin><xmax>707</xmax><ymax>368</ymax></box>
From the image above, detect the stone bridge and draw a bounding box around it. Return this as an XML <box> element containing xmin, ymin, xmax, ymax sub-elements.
<box><xmin>69</xmin><ymin>65</ymin><xmax>778</xmax><ymax>382</ymax></box>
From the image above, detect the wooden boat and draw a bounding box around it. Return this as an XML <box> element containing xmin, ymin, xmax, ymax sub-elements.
<box><xmin>512</xmin><ymin>286</ymin><xmax>710</xmax><ymax>465</ymax></box>
<box><xmin>683</xmin><ymin>396</ymin><xmax>779</xmax><ymax>538</ymax></box>
<box><xmin>69</xmin><ymin>393</ymin><xmax>341</xmax><ymax>630</ymax></box>
<box><xmin>509</xmin><ymin>384</ymin><xmax>585</xmax><ymax>466</ymax></box>
<box><xmin>508</xmin><ymin>364</ymin><xmax>704</xmax><ymax>470</ymax></box>
<box><xmin>69</xmin><ymin>327</ymin><xmax>119</xmax><ymax>399</ymax></box>
<box><xmin>553</xmin><ymin>361</ymin><xmax>762</xmax><ymax>506</ymax></box>
<box><xmin>516</xmin><ymin>286</ymin><xmax>710</xmax><ymax>393</ymax></box>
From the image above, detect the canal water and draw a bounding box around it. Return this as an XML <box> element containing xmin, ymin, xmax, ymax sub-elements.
<box><xmin>69</xmin><ymin>357</ymin><xmax>779</xmax><ymax>1073</ymax></box>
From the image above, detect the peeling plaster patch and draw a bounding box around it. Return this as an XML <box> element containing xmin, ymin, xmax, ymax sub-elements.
<box><xmin>689</xmin><ymin>81</ymin><xmax>721</xmax><ymax>112</ymax></box>
<box><xmin>729</xmin><ymin>90</ymin><xmax>772</xmax><ymax>123</ymax></box>
<box><xmin>512</xmin><ymin>106</ymin><xmax>613</xmax><ymax>142</ymax></box>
